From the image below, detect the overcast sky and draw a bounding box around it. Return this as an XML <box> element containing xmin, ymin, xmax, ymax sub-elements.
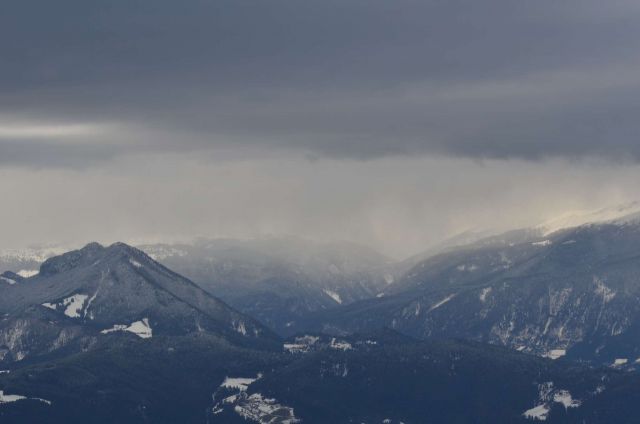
<box><xmin>2</xmin><ymin>0</ymin><xmax>640</xmax><ymax>258</ymax></box>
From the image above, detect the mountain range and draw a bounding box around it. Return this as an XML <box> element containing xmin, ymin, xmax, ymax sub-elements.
<box><xmin>0</xmin><ymin>242</ymin><xmax>278</xmax><ymax>366</ymax></box>
<box><xmin>294</xmin><ymin>206</ymin><xmax>640</xmax><ymax>367</ymax></box>
<box><xmin>4</xmin><ymin>203</ymin><xmax>640</xmax><ymax>421</ymax></box>
<box><xmin>137</xmin><ymin>237</ymin><xmax>395</xmax><ymax>334</ymax></box>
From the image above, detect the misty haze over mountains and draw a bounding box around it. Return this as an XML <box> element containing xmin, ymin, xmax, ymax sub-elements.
<box><xmin>3</xmin><ymin>204</ymin><xmax>640</xmax><ymax>421</ymax></box>
<box><xmin>6</xmin><ymin>0</ymin><xmax>640</xmax><ymax>422</ymax></box>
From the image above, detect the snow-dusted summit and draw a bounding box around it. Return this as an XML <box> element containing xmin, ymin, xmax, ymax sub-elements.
<box><xmin>0</xmin><ymin>242</ymin><xmax>279</xmax><ymax>364</ymax></box>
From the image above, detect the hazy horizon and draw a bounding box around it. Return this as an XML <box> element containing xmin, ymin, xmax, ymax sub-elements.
<box><xmin>3</xmin><ymin>0</ymin><xmax>640</xmax><ymax>259</ymax></box>
<box><xmin>2</xmin><ymin>191</ymin><xmax>640</xmax><ymax>261</ymax></box>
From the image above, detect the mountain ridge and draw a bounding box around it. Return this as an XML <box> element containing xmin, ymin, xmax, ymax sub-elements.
<box><xmin>0</xmin><ymin>242</ymin><xmax>280</xmax><ymax>365</ymax></box>
<box><xmin>292</xmin><ymin>211</ymin><xmax>640</xmax><ymax>365</ymax></box>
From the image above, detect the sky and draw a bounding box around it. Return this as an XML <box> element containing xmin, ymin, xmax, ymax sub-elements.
<box><xmin>2</xmin><ymin>0</ymin><xmax>640</xmax><ymax>258</ymax></box>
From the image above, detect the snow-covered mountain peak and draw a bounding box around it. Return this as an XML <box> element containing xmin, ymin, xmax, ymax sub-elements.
<box><xmin>0</xmin><ymin>242</ymin><xmax>281</xmax><ymax>365</ymax></box>
<box><xmin>538</xmin><ymin>201</ymin><xmax>640</xmax><ymax>236</ymax></box>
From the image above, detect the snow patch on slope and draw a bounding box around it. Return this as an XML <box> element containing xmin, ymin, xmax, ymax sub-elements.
<box><xmin>532</xmin><ymin>240</ymin><xmax>552</xmax><ymax>247</ymax></box>
<box><xmin>0</xmin><ymin>390</ymin><xmax>51</xmax><ymax>406</ymax></box>
<box><xmin>221</xmin><ymin>377</ymin><xmax>257</xmax><ymax>392</ymax></box>
<box><xmin>284</xmin><ymin>335</ymin><xmax>320</xmax><ymax>354</ymax></box>
<box><xmin>233</xmin><ymin>393</ymin><xmax>301</xmax><ymax>423</ymax></box>
<box><xmin>523</xmin><ymin>404</ymin><xmax>550</xmax><ymax>421</ymax></box>
<box><xmin>0</xmin><ymin>276</ymin><xmax>16</xmax><ymax>285</ymax></box>
<box><xmin>428</xmin><ymin>294</ymin><xmax>456</xmax><ymax>312</ymax></box>
<box><xmin>553</xmin><ymin>390</ymin><xmax>581</xmax><ymax>409</ymax></box>
<box><xmin>522</xmin><ymin>382</ymin><xmax>581</xmax><ymax>421</ymax></box>
<box><xmin>330</xmin><ymin>338</ymin><xmax>353</xmax><ymax>351</ymax></box>
<box><xmin>41</xmin><ymin>293</ymin><xmax>89</xmax><ymax>318</ymax></box>
<box><xmin>101</xmin><ymin>318</ymin><xmax>152</xmax><ymax>338</ymax></box>
<box><xmin>212</xmin><ymin>373</ymin><xmax>300</xmax><ymax>423</ymax></box>
<box><xmin>594</xmin><ymin>277</ymin><xmax>616</xmax><ymax>303</ymax></box>
<box><xmin>234</xmin><ymin>321</ymin><xmax>247</xmax><ymax>336</ymax></box>
<box><xmin>479</xmin><ymin>287</ymin><xmax>492</xmax><ymax>302</ymax></box>
<box><xmin>83</xmin><ymin>290</ymin><xmax>99</xmax><ymax>319</ymax></box>
<box><xmin>543</xmin><ymin>349</ymin><xmax>566</xmax><ymax>360</ymax></box>
<box><xmin>323</xmin><ymin>289</ymin><xmax>342</xmax><ymax>304</ymax></box>
<box><xmin>62</xmin><ymin>294</ymin><xmax>89</xmax><ymax>318</ymax></box>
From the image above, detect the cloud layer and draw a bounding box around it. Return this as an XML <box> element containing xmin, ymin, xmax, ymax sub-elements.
<box><xmin>1</xmin><ymin>154</ymin><xmax>639</xmax><ymax>258</ymax></box>
<box><xmin>2</xmin><ymin>0</ymin><xmax>640</xmax><ymax>165</ymax></box>
<box><xmin>2</xmin><ymin>1</ymin><xmax>640</xmax><ymax>256</ymax></box>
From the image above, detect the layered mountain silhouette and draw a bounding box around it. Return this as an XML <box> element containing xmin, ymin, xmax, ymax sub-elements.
<box><xmin>6</xmin><ymin>205</ymin><xmax>640</xmax><ymax>368</ymax></box>
<box><xmin>139</xmin><ymin>237</ymin><xmax>395</xmax><ymax>334</ymax></box>
<box><xmin>294</xmin><ymin>208</ymin><xmax>640</xmax><ymax>366</ymax></box>
<box><xmin>3</xmin><ymin>231</ymin><xmax>640</xmax><ymax>422</ymax></box>
<box><xmin>0</xmin><ymin>242</ymin><xmax>279</xmax><ymax>365</ymax></box>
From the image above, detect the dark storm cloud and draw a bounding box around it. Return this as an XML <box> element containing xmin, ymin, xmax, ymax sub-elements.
<box><xmin>2</xmin><ymin>0</ymin><xmax>640</xmax><ymax>165</ymax></box>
